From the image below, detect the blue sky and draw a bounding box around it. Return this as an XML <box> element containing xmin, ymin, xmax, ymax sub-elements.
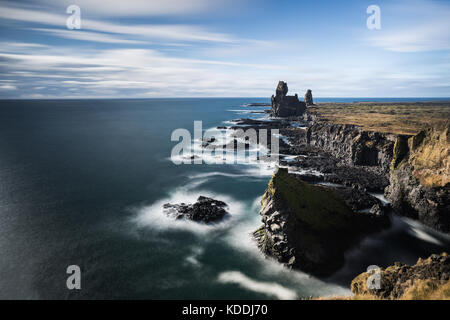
<box><xmin>0</xmin><ymin>0</ymin><xmax>449</xmax><ymax>98</ymax></box>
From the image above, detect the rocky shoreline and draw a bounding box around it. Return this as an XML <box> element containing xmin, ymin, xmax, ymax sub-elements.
<box><xmin>163</xmin><ymin>81</ymin><xmax>448</xmax><ymax>298</ymax></box>
<box><xmin>227</xmin><ymin>81</ymin><xmax>449</xmax><ymax>295</ymax></box>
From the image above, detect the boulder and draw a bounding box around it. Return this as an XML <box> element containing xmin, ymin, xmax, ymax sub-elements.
<box><xmin>163</xmin><ymin>196</ymin><xmax>229</xmax><ymax>223</ymax></box>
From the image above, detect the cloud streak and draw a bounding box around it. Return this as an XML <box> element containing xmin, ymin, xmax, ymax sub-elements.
<box><xmin>0</xmin><ymin>0</ymin><xmax>449</xmax><ymax>98</ymax></box>
<box><xmin>39</xmin><ymin>0</ymin><xmax>229</xmax><ymax>17</ymax></box>
<box><xmin>365</xmin><ymin>0</ymin><xmax>450</xmax><ymax>52</ymax></box>
<box><xmin>0</xmin><ymin>5</ymin><xmax>238</xmax><ymax>44</ymax></box>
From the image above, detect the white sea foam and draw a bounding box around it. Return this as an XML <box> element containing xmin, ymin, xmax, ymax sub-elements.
<box><xmin>288</xmin><ymin>167</ymin><xmax>323</xmax><ymax>177</ymax></box>
<box><xmin>184</xmin><ymin>246</ymin><xmax>204</xmax><ymax>268</ymax></box>
<box><xmin>227</xmin><ymin>109</ymin><xmax>266</xmax><ymax>114</ymax></box>
<box><xmin>402</xmin><ymin>217</ymin><xmax>448</xmax><ymax>246</ymax></box>
<box><xmin>272</xmin><ymin>133</ymin><xmax>292</xmax><ymax>146</ymax></box>
<box><xmin>134</xmin><ymin>185</ymin><xmax>246</xmax><ymax>235</ymax></box>
<box><xmin>369</xmin><ymin>192</ymin><xmax>390</xmax><ymax>205</ymax></box>
<box><xmin>217</xmin><ymin>271</ymin><xmax>298</xmax><ymax>300</ymax></box>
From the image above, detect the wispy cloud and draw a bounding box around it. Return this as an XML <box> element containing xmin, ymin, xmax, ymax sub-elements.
<box><xmin>32</xmin><ymin>28</ymin><xmax>148</xmax><ymax>45</ymax></box>
<box><xmin>0</xmin><ymin>5</ymin><xmax>238</xmax><ymax>44</ymax></box>
<box><xmin>0</xmin><ymin>47</ymin><xmax>285</xmax><ymax>98</ymax></box>
<box><xmin>0</xmin><ymin>0</ymin><xmax>449</xmax><ymax>98</ymax></box>
<box><xmin>38</xmin><ymin>0</ymin><xmax>230</xmax><ymax>17</ymax></box>
<box><xmin>365</xmin><ymin>0</ymin><xmax>450</xmax><ymax>52</ymax></box>
<box><xmin>0</xmin><ymin>84</ymin><xmax>17</xmax><ymax>90</ymax></box>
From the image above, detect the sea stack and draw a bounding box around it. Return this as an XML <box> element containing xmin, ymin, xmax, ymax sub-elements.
<box><xmin>254</xmin><ymin>168</ymin><xmax>390</xmax><ymax>276</ymax></box>
<box><xmin>271</xmin><ymin>81</ymin><xmax>306</xmax><ymax>117</ymax></box>
<box><xmin>304</xmin><ymin>89</ymin><xmax>314</xmax><ymax>106</ymax></box>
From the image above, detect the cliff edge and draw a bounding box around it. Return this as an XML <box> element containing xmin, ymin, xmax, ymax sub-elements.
<box><xmin>385</xmin><ymin>124</ymin><xmax>449</xmax><ymax>232</ymax></box>
<box><xmin>254</xmin><ymin>168</ymin><xmax>389</xmax><ymax>276</ymax></box>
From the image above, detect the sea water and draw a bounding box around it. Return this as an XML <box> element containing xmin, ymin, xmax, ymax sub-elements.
<box><xmin>0</xmin><ymin>98</ymin><xmax>448</xmax><ymax>299</ymax></box>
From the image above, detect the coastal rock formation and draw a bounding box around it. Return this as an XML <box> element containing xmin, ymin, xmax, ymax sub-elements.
<box><xmin>304</xmin><ymin>89</ymin><xmax>314</xmax><ymax>106</ymax></box>
<box><xmin>163</xmin><ymin>196</ymin><xmax>229</xmax><ymax>223</ymax></box>
<box><xmin>271</xmin><ymin>81</ymin><xmax>306</xmax><ymax>117</ymax></box>
<box><xmin>253</xmin><ymin>168</ymin><xmax>389</xmax><ymax>276</ymax></box>
<box><xmin>351</xmin><ymin>253</ymin><xmax>450</xmax><ymax>299</ymax></box>
<box><xmin>306</xmin><ymin>122</ymin><xmax>395</xmax><ymax>174</ymax></box>
<box><xmin>385</xmin><ymin>125</ymin><xmax>450</xmax><ymax>233</ymax></box>
<box><xmin>303</xmin><ymin>121</ymin><xmax>449</xmax><ymax>233</ymax></box>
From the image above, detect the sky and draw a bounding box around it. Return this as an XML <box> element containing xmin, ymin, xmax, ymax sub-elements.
<box><xmin>0</xmin><ymin>0</ymin><xmax>449</xmax><ymax>98</ymax></box>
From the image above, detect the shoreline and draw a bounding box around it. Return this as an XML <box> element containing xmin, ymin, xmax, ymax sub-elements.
<box><xmin>225</xmin><ymin>94</ymin><xmax>449</xmax><ymax>299</ymax></box>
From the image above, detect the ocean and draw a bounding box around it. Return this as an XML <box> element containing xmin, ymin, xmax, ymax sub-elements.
<box><xmin>0</xmin><ymin>98</ymin><xmax>449</xmax><ymax>299</ymax></box>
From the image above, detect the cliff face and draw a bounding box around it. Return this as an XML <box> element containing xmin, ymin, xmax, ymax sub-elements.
<box><xmin>303</xmin><ymin>119</ymin><xmax>449</xmax><ymax>233</ymax></box>
<box><xmin>385</xmin><ymin>125</ymin><xmax>450</xmax><ymax>233</ymax></box>
<box><xmin>306</xmin><ymin>122</ymin><xmax>395</xmax><ymax>174</ymax></box>
<box><xmin>351</xmin><ymin>253</ymin><xmax>450</xmax><ymax>300</ymax></box>
<box><xmin>254</xmin><ymin>168</ymin><xmax>389</xmax><ymax>276</ymax></box>
<box><xmin>271</xmin><ymin>81</ymin><xmax>306</xmax><ymax>117</ymax></box>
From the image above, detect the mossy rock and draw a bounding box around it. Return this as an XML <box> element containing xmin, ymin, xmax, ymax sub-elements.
<box><xmin>391</xmin><ymin>135</ymin><xmax>409</xmax><ymax>169</ymax></box>
<box><xmin>270</xmin><ymin>168</ymin><xmax>362</xmax><ymax>232</ymax></box>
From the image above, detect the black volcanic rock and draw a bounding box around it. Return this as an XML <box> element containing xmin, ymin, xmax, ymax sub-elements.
<box><xmin>271</xmin><ymin>81</ymin><xmax>306</xmax><ymax>117</ymax></box>
<box><xmin>163</xmin><ymin>196</ymin><xmax>229</xmax><ymax>223</ymax></box>
<box><xmin>254</xmin><ymin>168</ymin><xmax>390</xmax><ymax>276</ymax></box>
<box><xmin>304</xmin><ymin>89</ymin><xmax>314</xmax><ymax>106</ymax></box>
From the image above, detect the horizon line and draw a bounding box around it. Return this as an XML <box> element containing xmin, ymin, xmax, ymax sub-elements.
<box><xmin>1</xmin><ymin>96</ymin><xmax>450</xmax><ymax>101</ymax></box>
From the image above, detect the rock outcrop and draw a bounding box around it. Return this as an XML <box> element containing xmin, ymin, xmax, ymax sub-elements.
<box><xmin>254</xmin><ymin>168</ymin><xmax>389</xmax><ymax>276</ymax></box>
<box><xmin>271</xmin><ymin>81</ymin><xmax>306</xmax><ymax>117</ymax></box>
<box><xmin>306</xmin><ymin>122</ymin><xmax>396</xmax><ymax>174</ymax></box>
<box><xmin>385</xmin><ymin>125</ymin><xmax>450</xmax><ymax>233</ymax></box>
<box><xmin>163</xmin><ymin>196</ymin><xmax>229</xmax><ymax>223</ymax></box>
<box><xmin>303</xmin><ymin>121</ymin><xmax>449</xmax><ymax>233</ymax></box>
<box><xmin>351</xmin><ymin>253</ymin><xmax>450</xmax><ymax>299</ymax></box>
<box><xmin>304</xmin><ymin>89</ymin><xmax>314</xmax><ymax>106</ymax></box>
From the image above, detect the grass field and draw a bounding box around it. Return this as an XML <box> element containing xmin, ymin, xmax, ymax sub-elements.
<box><xmin>308</xmin><ymin>102</ymin><xmax>450</xmax><ymax>135</ymax></box>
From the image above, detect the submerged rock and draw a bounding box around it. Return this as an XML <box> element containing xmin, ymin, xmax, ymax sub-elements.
<box><xmin>254</xmin><ymin>167</ymin><xmax>389</xmax><ymax>276</ymax></box>
<box><xmin>271</xmin><ymin>81</ymin><xmax>306</xmax><ymax>117</ymax></box>
<box><xmin>163</xmin><ymin>196</ymin><xmax>229</xmax><ymax>223</ymax></box>
<box><xmin>351</xmin><ymin>253</ymin><xmax>450</xmax><ymax>299</ymax></box>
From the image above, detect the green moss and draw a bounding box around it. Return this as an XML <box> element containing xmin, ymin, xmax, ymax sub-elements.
<box><xmin>391</xmin><ymin>136</ymin><xmax>409</xmax><ymax>170</ymax></box>
<box><xmin>270</xmin><ymin>168</ymin><xmax>354</xmax><ymax>232</ymax></box>
<box><xmin>261</xmin><ymin>177</ymin><xmax>276</xmax><ymax>210</ymax></box>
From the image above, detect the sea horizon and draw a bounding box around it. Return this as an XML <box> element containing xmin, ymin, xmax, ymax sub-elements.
<box><xmin>2</xmin><ymin>97</ymin><xmax>450</xmax><ymax>102</ymax></box>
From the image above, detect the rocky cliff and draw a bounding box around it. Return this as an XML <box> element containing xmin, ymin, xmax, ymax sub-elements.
<box><xmin>385</xmin><ymin>125</ymin><xmax>450</xmax><ymax>233</ymax></box>
<box><xmin>302</xmin><ymin>118</ymin><xmax>449</xmax><ymax>233</ymax></box>
<box><xmin>271</xmin><ymin>81</ymin><xmax>306</xmax><ymax>117</ymax></box>
<box><xmin>350</xmin><ymin>253</ymin><xmax>450</xmax><ymax>300</ymax></box>
<box><xmin>254</xmin><ymin>168</ymin><xmax>389</xmax><ymax>276</ymax></box>
<box><xmin>306</xmin><ymin>122</ymin><xmax>396</xmax><ymax>174</ymax></box>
